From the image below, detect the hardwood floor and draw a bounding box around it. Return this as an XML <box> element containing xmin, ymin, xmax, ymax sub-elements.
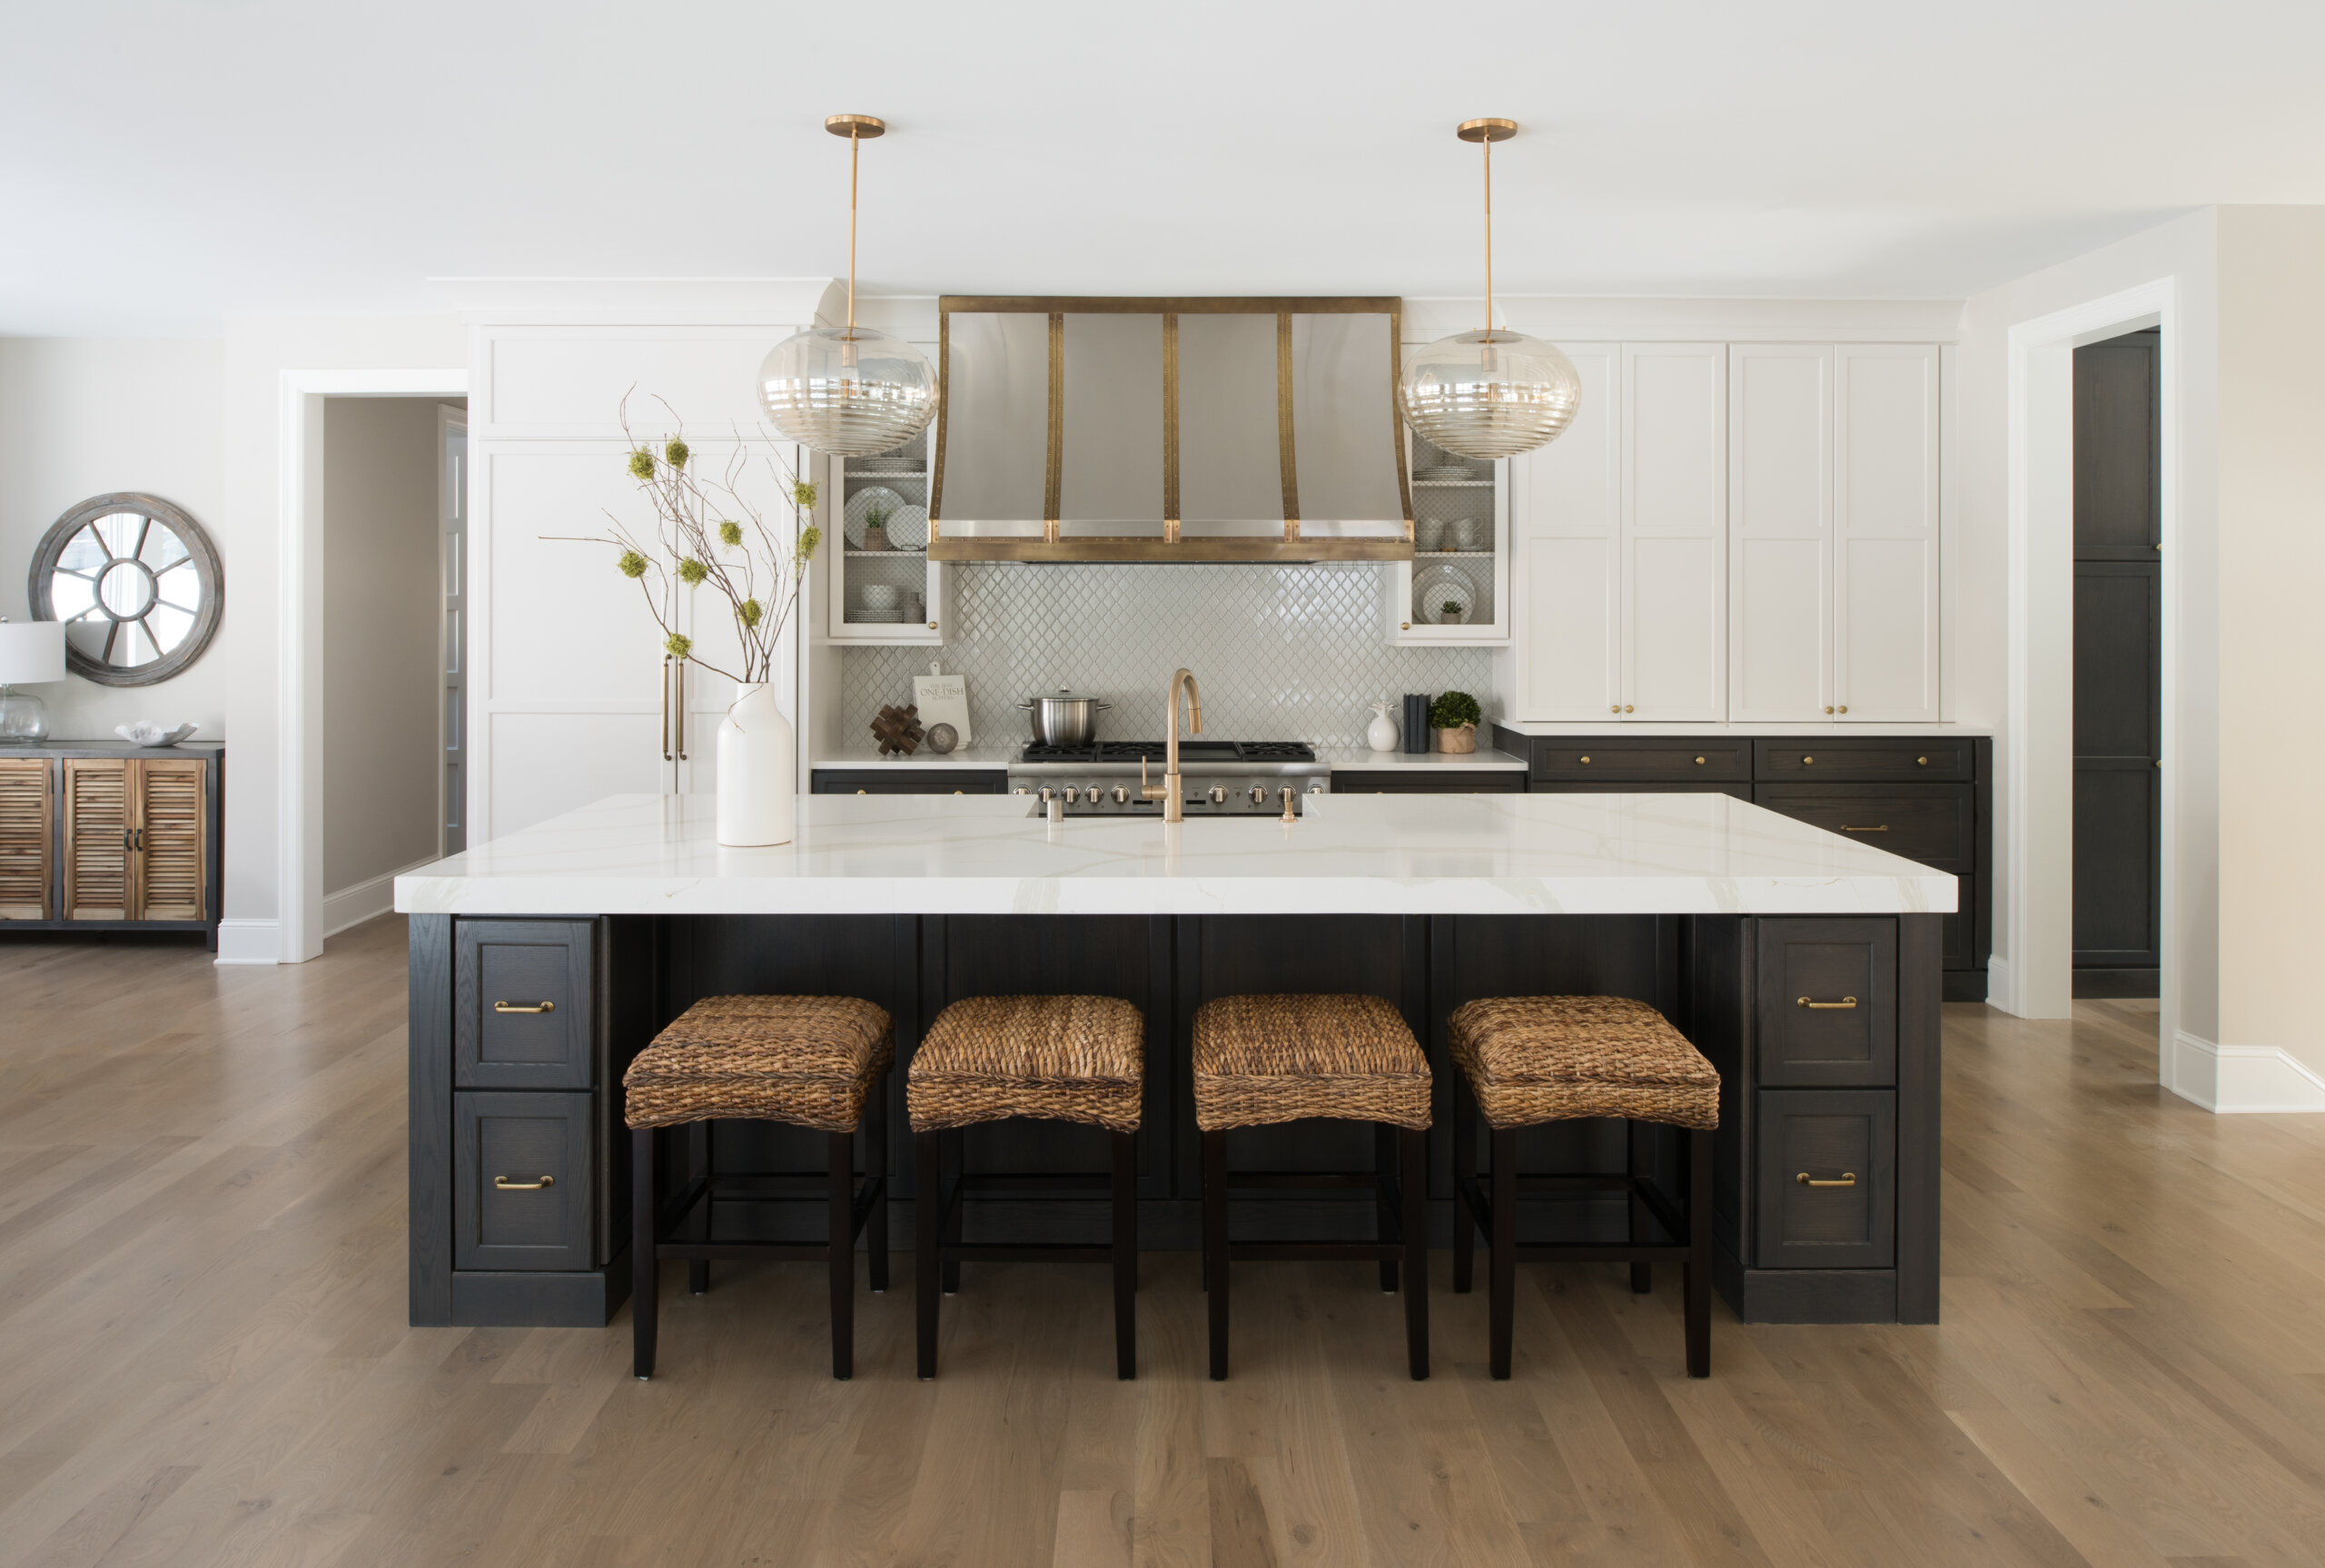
<box><xmin>3</xmin><ymin>924</ymin><xmax>2322</xmax><ymax>1566</ymax></box>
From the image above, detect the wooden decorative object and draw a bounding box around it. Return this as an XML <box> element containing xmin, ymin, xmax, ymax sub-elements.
<box><xmin>869</xmin><ymin>704</ymin><xmax>925</xmax><ymax>757</ymax></box>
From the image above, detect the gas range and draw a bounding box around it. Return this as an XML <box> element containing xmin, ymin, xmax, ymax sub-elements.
<box><xmin>1008</xmin><ymin>740</ymin><xmax>1330</xmax><ymax>815</ymax></box>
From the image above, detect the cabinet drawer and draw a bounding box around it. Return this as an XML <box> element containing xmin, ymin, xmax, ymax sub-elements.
<box><xmin>812</xmin><ymin>769</ymin><xmax>1008</xmax><ymax>794</ymax></box>
<box><xmin>1529</xmin><ymin>781</ymin><xmax>1752</xmax><ymax>801</ymax></box>
<box><xmin>1754</xmin><ymin>738</ymin><xmax>1973</xmax><ymax>780</ymax></box>
<box><xmin>1531</xmin><ymin>739</ymin><xmax>1748</xmax><ymax>782</ymax></box>
<box><xmin>1752</xmin><ymin>784</ymin><xmax>1972</xmax><ymax>869</ymax></box>
<box><xmin>1756</xmin><ymin>917</ymin><xmax>1897</xmax><ymax>1086</ymax></box>
<box><xmin>455</xmin><ymin>920</ymin><xmax>596</xmax><ymax>1090</ymax></box>
<box><xmin>1755</xmin><ymin>1090</ymin><xmax>1895</xmax><ymax>1269</ymax></box>
<box><xmin>1331</xmin><ymin>770</ymin><xmax>1525</xmax><ymax>794</ymax></box>
<box><xmin>454</xmin><ymin>1091</ymin><xmax>594</xmax><ymax>1271</ymax></box>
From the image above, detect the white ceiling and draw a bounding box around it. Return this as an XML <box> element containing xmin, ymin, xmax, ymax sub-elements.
<box><xmin>4</xmin><ymin>0</ymin><xmax>2320</xmax><ymax>333</ymax></box>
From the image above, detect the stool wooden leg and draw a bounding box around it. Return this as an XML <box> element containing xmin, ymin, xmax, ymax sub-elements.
<box><xmin>1374</xmin><ymin>1122</ymin><xmax>1399</xmax><ymax>1295</ymax></box>
<box><xmin>866</xmin><ymin>1070</ymin><xmax>890</xmax><ymax>1294</ymax></box>
<box><xmin>1452</xmin><ymin>1070</ymin><xmax>1477</xmax><ymax>1295</ymax></box>
<box><xmin>1112</xmin><ymin>1129</ymin><xmax>1137</xmax><ymax>1380</ymax></box>
<box><xmin>1686</xmin><ymin>1126</ymin><xmax>1712</xmax><ymax>1378</ymax></box>
<box><xmin>941</xmin><ymin>1127</ymin><xmax>963</xmax><ymax>1296</ymax></box>
<box><xmin>631</xmin><ymin>1125</ymin><xmax>658</xmax><ymax>1380</ymax></box>
<box><xmin>1400</xmin><ymin>1126</ymin><xmax>1429</xmax><ymax>1381</ymax></box>
<box><xmin>1204</xmin><ymin>1129</ymin><xmax>1229</xmax><ymax>1381</ymax></box>
<box><xmin>827</xmin><ymin>1131</ymin><xmax>855</xmax><ymax>1379</ymax></box>
<box><xmin>915</xmin><ymin>1128</ymin><xmax>941</xmax><ymax>1380</ymax></box>
<box><xmin>1628</xmin><ymin>1118</ymin><xmax>1654</xmax><ymax>1296</ymax></box>
<box><xmin>1489</xmin><ymin>1126</ymin><xmax>1516</xmax><ymax>1380</ymax></box>
<box><xmin>688</xmin><ymin>1122</ymin><xmax>711</xmax><ymax>1296</ymax></box>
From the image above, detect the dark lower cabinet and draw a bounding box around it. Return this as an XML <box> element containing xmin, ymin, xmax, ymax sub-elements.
<box><xmin>1756</xmin><ymin>918</ymin><xmax>1897</xmax><ymax>1088</ymax></box>
<box><xmin>1329</xmin><ymin>770</ymin><xmax>1524</xmax><ymax>794</ymax></box>
<box><xmin>454</xmin><ymin>1090</ymin><xmax>596</xmax><ymax>1271</ymax></box>
<box><xmin>1753</xmin><ymin>1090</ymin><xmax>1896</xmax><ymax>1269</ymax></box>
<box><xmin>812</xmin><ymin>769</ymin><xmax>1008</xmax><ymax>794</ymax></box>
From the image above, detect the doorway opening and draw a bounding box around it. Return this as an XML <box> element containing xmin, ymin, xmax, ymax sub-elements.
<box><xmin>316</xmin><ymin>395</ymin><xmax>470</xmax><ymax>938</ymax></box>
<box><xmin>2070</xmin><ymin>330</ymin><xmax>2162</xmax><ymax>997</ymax></box>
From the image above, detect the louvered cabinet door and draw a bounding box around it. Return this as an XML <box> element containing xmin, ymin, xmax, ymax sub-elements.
<box><xmin>63</xmin><ymin>760</ymin><xmax>134</xmax><ymax>920</ymax></box>
<box><xmin>135</xmin><ymin>759</ymin><xmax>208</xmax><ymax>921</ymax></box>
<box><xmin>0</xmin><ymin>758</ymin><xmax>50</xmax><ymax>920</ymax></box>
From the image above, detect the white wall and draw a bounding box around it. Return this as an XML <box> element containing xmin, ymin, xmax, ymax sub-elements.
<box><xmin>0</xmin><ymin>338</ymin><xmax>229</xmax><ymax>739</ymax></box>
<box><xmin>1958</xmin><ymin>211</ymin><xmax>2221</xmax><ymax>1044</ymax></box>
<box><xmin>322</xmin><ymin>397</ymin><xmax>455</xmax><ymax>918</ymax></box>
<box><xmin>2214</xmin><ymin>207</ymin><xmax>2325</xmax><ymax>1086</ymax></box>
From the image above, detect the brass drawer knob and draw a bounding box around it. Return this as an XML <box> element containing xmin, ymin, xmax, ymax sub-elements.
<box><xmin>1695</xmin><ymin>755</ymin><xmax>1706</xmax><ymax>764</ymax></box>
<box><xmin>1824</xmin><ymin>705</ymin><xmax>1833</xmax><ymax>715</ymax></box>
<box><xmin>494</xmin><ymin>1175</ymin><xmax>556</xmax><ymax>1191</ymax></box>
<box><xmin>1802</xmin><ymin>756</ymin><xmax>1814</xmax><ymax>765</ymax></box>
<box><xmin>1623</xmin><ymin>705</ymin><xmax>1634</xmax><ymax>713</ymax></box>
<box><xmin>1837</xmin><ymin>705</ymin><xmax>1848</xmax><ymax>714</ymax></box>
<box><xmin>1796</xmin><ymin>1172</ymin><xmax>1856</xmax><ymax>1188</ymax></box>
<box><xmin>1917</xmin><ymin>755</ymin><xmax>1929</xmax><ymax>765</ymax></box>
<box><xmin>1578</xmin><ymin>756</ymin><xmax>1590</xmax><ymax>764</ymax></box>
<box><xmin>1796</xmin><ymin>996</ymin><xmax>1858</xmax><ymax>1009</ymax></box>
<box><xmin>493</xmin><ymin>1001</ymin><xmax>555</xmax><ymax>1014</ymax></box>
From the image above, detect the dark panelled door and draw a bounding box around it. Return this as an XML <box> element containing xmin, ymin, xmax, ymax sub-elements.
<box><xmin>2071</xmin><ymin>330</ymin><xmax>2162</xmax><ymax>994</ymax></box>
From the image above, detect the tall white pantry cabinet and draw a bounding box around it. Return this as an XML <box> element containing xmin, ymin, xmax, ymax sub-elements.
<box><xmin>1505</xmin><ymin>339</ymin><xmax>1942</xmax><ymax>725</ymax></box>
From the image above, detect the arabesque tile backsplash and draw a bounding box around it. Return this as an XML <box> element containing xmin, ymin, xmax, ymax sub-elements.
<box><xmin>839</xmin><ymin>563</ymin><xmax>1492</xmax><ymax>747</ymax></box>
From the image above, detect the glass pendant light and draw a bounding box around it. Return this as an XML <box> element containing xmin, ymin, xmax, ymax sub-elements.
<box><xmin>1398</xmin><ymin>118</ymin><xmax>1581</xmax><ymax>461</ymax></box>
<box><xmin>758</xmin><ymin>114</ymin><xmax>938</xmax><ymax>458</ymax></box>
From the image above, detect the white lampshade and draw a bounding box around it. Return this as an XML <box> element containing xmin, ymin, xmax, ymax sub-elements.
<box><xmin>0</xmin><ymin>620</ymin><xmax>66</xmax><ymax>684</ymax></box>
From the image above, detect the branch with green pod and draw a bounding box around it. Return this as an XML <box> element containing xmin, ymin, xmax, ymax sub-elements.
<box><xmin>544</xmin><ymin>389</ymin><xmax>823</xmax><ymax>685</ymax></box>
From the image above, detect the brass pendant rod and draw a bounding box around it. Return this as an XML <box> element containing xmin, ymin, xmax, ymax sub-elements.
<box><xmin>1481</xmin><ymin>129</ymin><xmax>1493</xmax><ymax>333</ymax></box>
<box><xmin>846</xmin><ymin>126</ymin><xmax>859</xmax><ymax>332</ymax></box>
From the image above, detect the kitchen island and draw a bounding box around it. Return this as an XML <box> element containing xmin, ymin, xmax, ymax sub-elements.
<box><xmin>398</xmin><ymin>791</ymin><xmax>1950</xmax><ymax>1330</ymax></box>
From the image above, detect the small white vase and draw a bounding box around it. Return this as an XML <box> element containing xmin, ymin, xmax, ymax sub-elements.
<box><xmin>716</xmin><ymin>681</ymin><xmax>796</xmax><ymax>847</ymax></box>
<box><xmin>1366</xmin><ymin>702</ymin><xmax>1400</xmax><ymax>753</ymax></box>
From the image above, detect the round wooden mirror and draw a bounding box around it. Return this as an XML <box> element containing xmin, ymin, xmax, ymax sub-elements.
<box><xmin>27</xmin><ymin>492</ymin><xmax>223</xmax><ymax>686</ymax></box>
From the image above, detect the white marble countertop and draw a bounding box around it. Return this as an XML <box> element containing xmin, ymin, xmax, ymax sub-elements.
<box><xmin>1316</xmin><ymin>746</ymin><xmax>1528</xmax><ymax>772</ymax></box>
<box><xmin>395</xmin><ymin>791</ymin><xmax>1955</xmax><ymax>918</ymax></box>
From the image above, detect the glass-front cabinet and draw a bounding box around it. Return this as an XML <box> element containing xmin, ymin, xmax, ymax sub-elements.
<box><xmin>825</xmin><ymin>421</ymin><xmax>948</xmax><ymax>645</ymax></box>
<box><xmin>1389</xmin><ymin>430</ymin><xmax>1509</xmax><ymax>644</ymax></box>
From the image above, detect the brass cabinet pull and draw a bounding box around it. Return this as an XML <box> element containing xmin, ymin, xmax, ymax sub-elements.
<box><xmin>1796</xmin><ymin>1172</ymin><xmax>1856</xmax><ymax>1188</ymax></box>
<box><xmin>1623</xmin><ymin>705</ymin><xmax>1634</xmax><ymax>714</ymax></box>
<box><xmin>1578</xmin><ymin>756</ymin><xmax>1590</xmax><ymax>764</ymax></box>
<box><xmin>1824</xmin><ymin>705</ymin><xmax>1834</xmax><ymax>715</ymax></box>
<box><xmin>1839</xmin><ymin>825</ymin><xmax>1888</xmax><ymax>833</ymax></box>
<box><xmin>1796</xmin><ymin>996</ymin><xmax>1858</xmax><ymax>1009</ymax></box>
<box><xmin>1609</xmin><ymin>705</ymin><xmax>1619</xmax><ymax>714</ymax></box>
<box><xmin>1801</xmin><ymin>756</ymin><xmax>1814</xmax><ymax>765</ymax></box>
<box><xmin>494</xmin><ymin>1175</ymin><xmax>556</xmax><ymax>1190</ymax></box>
<box><xmin>494</xmin><ymin>1001</ymin><xmax>555</xmax><ymax>1014</ymax></box>
<box><xmin>1916</xmin><ymin>755</ymin><xmax>1929</xmax><ymax>765</ymax></box>
<box><xmin>1837</xmin><ymin>705</ymin><xmax>1847</xmax><ymax>715</ymax></box>
<box><xmin>1695</xmin><ymin>756</ymin><xmax>1706</xmax><ymax>764</ymax></box>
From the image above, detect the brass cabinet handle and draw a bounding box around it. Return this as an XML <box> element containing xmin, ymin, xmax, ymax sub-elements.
<box><xmin>494</xmin><ymin>1175</ymin><xmax>556</xmax><ymax>1190</ymax></box>
<box><xmin>1840</xmin><ymin>825</ymin><xmax>1888</xmax><ymax>833</ymax></box>
<box><xmin>494</xmin><ymin>1001</ymin><xmax>555</xmax><ymax>1014</ymax></box>
<box><xmin>1837</xmin><ymin>705</ymin><xmax>1847</xmax><ymax>714</ymax></box>
<box><xmin>1796</xmin><ymin>1172</ymin><xmax>1856</xmax><ymax>1188</ymax></box>
<box><xmin>1401</xmin><ymin>621</ymin><xmax>1411</xmax><ymax>631</ymax></box>
<box><xmin>1917</xmin><ymin>755</ymin><xmax>1929</xmax><ymax>765</ymax></box>
<box><xmin>1796</xmin><ymin>996</ymin><xmax>1859</xmax><ymax>1009</ymax></box>
<box><xmin>1802</xmin><ymin>756</ymin><xmax>1814</xmax><ymax>765</ymax></box>
<box><xmin>660</xmin><ymin>656</ymin><xmax>672</xmax><ymax>763</ymax></box>
<box><xmin>1824</xmin><ymin>705</ymin><xmax>1834</xmax><ymax>715</ymax></box>
<box><xmin>1623</xmin><ymin>705</ymin><xmax>1634</xmax><ymax>714</ymax></box>
<box><xmin>1695</xmin><ymin>756</ymin><xmax>1706</xmax><ymax>764</ymax></box>
<box><xmin>1578</xmin><ymin>756</ymin><xmax>1590</xmax><ymax>764</ymax></box>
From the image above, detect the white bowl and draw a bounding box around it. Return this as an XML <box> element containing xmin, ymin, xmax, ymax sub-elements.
<box><xmin>860</xmin><ymin>584</ymin><xmax>901</xmax><ymax>608</ymax></box>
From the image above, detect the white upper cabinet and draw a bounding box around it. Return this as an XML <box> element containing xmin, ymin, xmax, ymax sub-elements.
<box><xmin>1513</xmin><ymin>345</ymin><xmax>1619</xmax><ymax>718</ymax></box>
<box><xmin>1728</xmin><ymin>345</ymin><xmax>1833</xmax><ymax>719</ymax></box>
<box><xmin>1726</xmin><ymin>342</ymin><xmax>1940</xmax><ymax>722</ymax></box>
<box><xmin>1833</xmin><ymin>345</ymin><xmax>1940</xmax><ymax>721</ymax></box>
<box><xmin>1620</xmin><ymin>344</ymin><xmax>1726</xmax><ymax>721</ymax></box>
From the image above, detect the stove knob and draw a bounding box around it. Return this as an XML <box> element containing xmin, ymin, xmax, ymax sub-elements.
<box><xmin>1112</xmin><ymin>786</ymin><xmax>1128</xmax><ymax>804</ymax></box>
<box><xmin>1040</xmin><ymin>786</ymin><xmax>1055</xmax><ymax>804</ymax></box>
<box><xmin>1063</xmin><ymin>786</ymin><xmax>1078</xmax><ymax>804</ymax></box>
<box><xmin>1249</xmin><ymin>785</ymin><xmax>1265</xmax><ymax>805</ymax></box>
<box><xmin>1013</xmin><ymin>786</ymin><xmax>1028</xmax><ymax>795</ymax></box>
<box><xmin>1208</xmin><ymin>785</ymin><xmax>1227</xmax><ymax>804</ymax></box>
<box><xmin>1308</xmin><ymin>781</ymin><xmax>1324</xmax><ymax>794</ymax></box>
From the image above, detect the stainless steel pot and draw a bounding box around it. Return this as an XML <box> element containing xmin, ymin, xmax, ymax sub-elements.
<box><xmin>1019</xmin><ymin>688</ymin><xmax>1111</xmax><ymax>746</ymax></box>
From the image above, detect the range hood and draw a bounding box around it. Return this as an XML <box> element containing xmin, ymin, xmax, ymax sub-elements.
<box><xmin>926</xmin><ymin>296</ymin><xmax>1414</xmax><ymax>563</ymax></box>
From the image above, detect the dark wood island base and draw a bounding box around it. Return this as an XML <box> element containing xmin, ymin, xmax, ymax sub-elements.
<box><xmin>409</xmin><ymin>911</ymin><xmax>1940</xmax><ymax>1330</ymax></box>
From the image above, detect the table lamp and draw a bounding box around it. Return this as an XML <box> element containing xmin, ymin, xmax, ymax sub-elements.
<box><xmin>0</xmin><ymin>619</ymin><xmax>66</xmax><ymax>744</ymax></box>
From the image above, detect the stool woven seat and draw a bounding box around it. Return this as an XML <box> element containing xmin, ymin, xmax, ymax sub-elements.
<box><xmin>625</xmin><ymin>994</ymin><xmax>893</xmax><ymax>1133</ymax></box>
<box><xmin>1192</xmin><ymin>993</ymin><xmax>1430</xmax><ymax>1130</ymax></box>
<box><xmin>908</xmin><ymin>995</ymin><xmax>1143</xmax><ymax>1133</ymax></box>
<box><xmin>1448</xmin><ymin>996</ymin><xmax>1718</xmax><ymax>1130</ymax></box>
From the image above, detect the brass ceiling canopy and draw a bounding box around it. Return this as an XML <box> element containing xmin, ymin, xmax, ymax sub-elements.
<box><xmin>1455</xmin><ymin>117</ymin><xmax>1518</xmax><ymax>144</ymax></box>
<box><xmin>824</xmin><ymin>113</ymin><xmax>886</xmax><ymax>139</ymax></box>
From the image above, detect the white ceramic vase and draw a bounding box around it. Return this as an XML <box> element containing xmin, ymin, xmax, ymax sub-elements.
<box><xmin>1366</xmin><ymin>702</ymin><xmax>1400</xmax><ymax>753</ymax></box>
<box><xmin>716</xmin><ymin>681</ymin><xmax>796</xmax><ymax>847</ymax></box>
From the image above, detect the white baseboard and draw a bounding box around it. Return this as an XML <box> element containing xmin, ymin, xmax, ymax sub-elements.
<box><xmin>213</xmin><ymin>919</ymin><xmax>282</xmax><ymax>965</ymax></box>
<box><xmin>2168</xmin><ymin>1030</ymin><xmax>2325</xmax><ymax>1113</ymax></box>
<box><xmin>322</xmin><ymin>859</ymin><xmax>433</xmax><ymax>938</ymax></box>
<box><xmin>1984</xmin><ymin>955</ymin><xmax>2015</xmax><ymax>1015</ymax></box>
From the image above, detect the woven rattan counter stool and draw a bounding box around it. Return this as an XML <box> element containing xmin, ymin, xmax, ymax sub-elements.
<box><xmin>624</xmin><ymin>994</ymin><xmax>892</xmax><ymax>1382</ymax></box>
<box><xmin>908</xmin><ymin>994</ymin><xmax>1143</xmax><ymax>1381</ymax></box>
<box><xmin>1447</xmin><ymin>995</ymin><xmax>1720</xmax><ymax>1380</ymax></box>
<box><xmin>1192</xmin><ymin>993</ymin><xmax>1432</xmax><ymax>1382</ymax></box>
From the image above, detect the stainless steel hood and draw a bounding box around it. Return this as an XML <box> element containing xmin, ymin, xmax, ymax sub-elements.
<box><xmin>927</xmin><ymin>296</ymin><xmax>1414</xmax><ymax>564</ymax></box>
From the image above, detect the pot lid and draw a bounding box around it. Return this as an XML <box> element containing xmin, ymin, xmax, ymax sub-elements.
<box><xmin>1026</xmin><ymin>688</ymin><xmax>1103</xmax><ymax>705</ymax></box>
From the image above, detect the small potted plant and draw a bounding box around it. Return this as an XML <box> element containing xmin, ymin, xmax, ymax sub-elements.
<box><xmin>862</xmin><ymin>501</ymin><xmax>892</xmax><ymax>552</ymax></box>
<box><xmin>1439</xmin><ymin>597</ymin><xmax>1468</xmax><ymax>626</ymax></box>
<box><xmin>1430</xmin><ymin>690</ymin><xmax>1480</xmax><ymax>754</ymax></box>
